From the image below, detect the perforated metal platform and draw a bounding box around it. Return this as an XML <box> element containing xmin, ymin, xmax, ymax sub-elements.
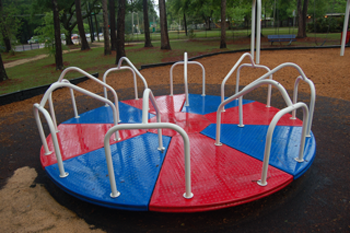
<box><xmin>40</xmin><ymin>94</ymin><xmax>316</xmax><ymax>212</ymax></box>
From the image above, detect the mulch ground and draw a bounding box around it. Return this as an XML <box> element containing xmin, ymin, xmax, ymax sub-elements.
<box><xmin>0</xmin><ymin>47</ymin><xmax>349</xmax><ymax>232</ymax></box>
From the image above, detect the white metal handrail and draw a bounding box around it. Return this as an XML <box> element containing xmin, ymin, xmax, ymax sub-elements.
<box><xmin>104</xmin><ymin>123</ymin><xmax>193</xmax><ymax>199</ymax></box>
<box><xmin>236</xmin><ymin>63</ymin><xmax>273</xmax><ymax>107</ymax></box>
<box><xmin>215</xmin><ymin>79</ymin><xmax>294</xmax><ymax>146</ymax></box>
<box><xmin>103</xmin><ymin>88</ymin><xmax>193</xmax><ymax>199</ymax></box>
<box><xmin>169</xmin><ymin>58</ymin><xmax>206</xmax><ymax>97</ymax></box>
<box><xmin>48</xmin><ymin>67</ymin><xmax>121</xmax><ymax>132</ymax></box>
<box><xmin>221</xmin><ymin>52</ymin><xmax>255</xmax><ymax>111</ymax></box>
<box><xmin>117</xmin><ymin>57</ymin><xmax>149</xmax><ymax>89</ymax></box>
<box><xmin>103</xmin><ymin>66</ymin><xmax>139</xmax><ymax>101</ymax></box>
<box><xmin>34</xmin><ymin>82</ymin><xmax>120</xmax><ymax>179</ymax></box>
<box><xmin>245</xmin><ymin>62</ymin><xmax>316</xmax><ymax>136</ymax></box>
<box><xmin>141</xmin><ymin>88</ymin><xmax>165</xmax><ymax>151</ymax></box>
<box><xmin>33</xmin><ymin>104</ymin><xmax>68</xmax><ymax>178</ymax></box>
<box><xmin>257</xmin><ymin>102</ymin><xmax>309</xmax><ymax>186</ymax></box>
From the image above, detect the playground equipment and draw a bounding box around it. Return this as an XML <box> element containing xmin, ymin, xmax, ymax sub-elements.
<box><xmin>340</xmin><ymin>0</ymin><xmax>350</xmax><ymax>56</ymax></box>
<box><xmin>33</xmin><ymin>52</ymin><xmax>316</xmax><ymax>212</ymax></box>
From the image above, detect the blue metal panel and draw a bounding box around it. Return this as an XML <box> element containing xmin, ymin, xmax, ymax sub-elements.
<box><xmin>201</xmin><ymin>124</ymin><xmax>316</xmax><ymax>178</ymax></box>
<box><xmin>45</xmin><ymin>133</ymin><xmax>171</xmax><ymax>211</ymax></box>
<box><xmin>181</xmin><ymin>94</ymin><xmax>254</xmax><ymax>115</ymax></box>
<box><xmin>62</xmin><ymin>102</ymin><xmax>155</xmax><ymax>124</ymax></box>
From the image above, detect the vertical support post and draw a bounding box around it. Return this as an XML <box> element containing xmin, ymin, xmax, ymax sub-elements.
<box><xmin>184</xmin><ymin>52</ymin><xmax>189</xmax><ymax>106</ymax></box>
<box><xmin>256</xmin><ymin>0</ymin><xmax>262</xmax><ymax>64</ymax></box>
<box><xmin>251</xmin><ymin>0</ymin><xmax>256</xmax><ymax>60</ymax></box>
<box><xmin>340</xmin><ymin>0</ymin><xmax>350</xmax><ymax>56</ymax></box>
<box><xmin>238</xmin><ymin>96</ymin><xmax>244</xmax><ymax>127</ymax></box>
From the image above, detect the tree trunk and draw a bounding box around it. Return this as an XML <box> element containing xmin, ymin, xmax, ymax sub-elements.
<box><xmin>184</xmin><ymin>13</ymin><xmax>187</xmax><ymax>36</ymax></box>
<box><xmin>110</xmin><ymin>0</ymin><xmax>117</xmax><ymax>51</ymax></box>
<box><xmin>52</xmin><ymin>0</ymin><xmax>64</xmax><ymax>70</ymax></box>
<box><xmin>0</xmin><ymin>52</ymin><xmax>8</xmax><ymax>82</ymax></box>
<box><xmin>102</xmin><ymin>0</ymin><xmax>111</xmax><ymax>55</ymax></box>
<box><xmin>3</xmin><ymin>37</ymin><xmax>11</xmax><ymax>52</ymax></box>
<box><xmin>209</xmin><ymin>10</ymin><xmax>213</xmax><ymax>30</ymax></box>
<box><xmin>0</xmin><ymin>0</ymin><xmax>11</xmax><ymax>53</ymax></box>
<box><xmin>159</xmin><ymin>0</ymin><xmax>171</xmax><ymax>50</ymax></box>
<box><xmin>220</xmin><ymin>0</ymin><xmax>226</xmax><ymax>49</ymax></box>
<box><xmin>116</xmin><ymin>0</ymin><xmax>126</xmax><ymax>63</ymax></box>
<box><xmin>75</xmin><ymin>0</ymin><xmax>90</xmax><ymax>50</ymax></box>
<box><xmin>297</xmin><ymin>0</ymin><xmax>309</xmax><ymax>38</ymax></box>
<box><xmin>94</xmin><ymin>13</ymin><xmax>100</xmax><ymax>42</ymax></box>
<box><xmin>143</xmin><ymin>0</ymin><xmax>152</xmax><ymax>47</ymax></box>
<box><xmin>66</xmin><ymin>32</ymin><xmax>73</xmax><ymax>45</ymax></box>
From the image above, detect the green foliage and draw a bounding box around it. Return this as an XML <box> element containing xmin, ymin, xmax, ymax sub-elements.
<box><xmin>307</xmin><ymin>17</ymin><xmax>344</xmax><ymax>33</ymax></box>
<box><xmin>0</xmin><ymin>1</ymin><xmax>21</xmax><ymax>51</ymax></box>
<box><xmin>188</xmin><ymin>29</ymin><xmax>196</xmax><ymax>39</ymax></box>
<box><xmin>34</xmin><ymin>11</ymin><xmax>66</xmax><ymax>56</ymax></box>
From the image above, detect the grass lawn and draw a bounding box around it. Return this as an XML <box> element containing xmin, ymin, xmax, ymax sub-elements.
<box><xmin>2</xmin><ymin>48</ymin><xmax>47</xmax><ymax>63</ymax></box>
<box><xmin>0</xmin><ymin>40</ymin><xmax>232</xmax><ymax>95</ymax></box>
<box><xmin>0</xmin><ymin>31</ymin><xmax>343</xmax><ymax>96</ymax></box>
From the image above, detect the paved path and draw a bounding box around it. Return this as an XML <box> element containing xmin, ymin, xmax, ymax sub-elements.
<box><xmin>4</xmin><ymin>43</ymin><xmax>105</xmax><ymax>69</ymax></box>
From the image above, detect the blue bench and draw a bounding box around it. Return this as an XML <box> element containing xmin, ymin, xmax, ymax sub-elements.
<box><xmin>268</xmin><ymin>35</ymin><xmax>296</xmax><ymax>45</ymax></box>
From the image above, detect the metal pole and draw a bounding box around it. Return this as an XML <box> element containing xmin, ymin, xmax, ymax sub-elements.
<box><xmin>340</xmin><ymin>0</ymin><xmax>350</xmax><ymax>56</ymax></box>
<box><xmin>251</xmin><ymin>0</ymin><xmax>256</xmax><ymax>60</ymax></box>
<box><xmin>256</xmin><ymin>0</ymin><xmax>261</xmax><ymax>64</ymax></box>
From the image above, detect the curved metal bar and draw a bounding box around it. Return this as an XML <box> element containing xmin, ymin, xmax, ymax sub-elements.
<box><xmin>241</xmin><ymin>62</ymin><xmax>315</xmax><ymax>135</ymax></box>
<box><xmin>61</xmin><ymin>79</ymin><xmax>80</xmax><ymax>118</ymax></box>
<box><xmin>40</xmin><ymin>82</ymin><xmax>120</xmax><ymax>140</ymax></box>
<box><xmin>236</xmin><ymin>63</ymin><xmax>272</xmax><ymax>107</ymax></box>
<box><xmin>221</xmin><ymin>52</ymin><xmax>255</xmax><ymax>108</ymax></box>
<box><xmin>257</xmin><ymin>102</ymin><xmax>309</xmax><ymax>186</ymax></box>
<box><xmin>33</xmin><ymin>104</ymin><xmax>68</xmax><ymax>178</ymax></box>
<box><xmin>47</xmin><ymin>79</ymin><xmax>80</xmax><ymax>133</ymax></box>
<box><xmin>56</xmin><ymin>66</ymin><xmax>120</xmax><ymax>122</ymax></box>
<box><xmin>169</xmin><ymin>61</ymin><xmax>206</xmax><ymax>96</ymax></box>
<box><xmin>103</xmin><ymin>66</ymin><xmax>139</xmax><ymax>101</ymax></box>
<box><xmin>104</xmin><ymin>123</ymin><xmax>194</xmax><ymax>199</ymax></box>
<box><xmin>117</xmin><ymin>57</ymin><xmax>149</xmax><ymax>89</ymax></box>
<box><xmin>215</xmin><ymin>79</ymin><xmax>293</xmax><ymax>146</ymax></box>
<box><xmin>142</xmin><ymin>88</ymin><xmax>164</xmax><ymax>151</ymax></box>
<box><xmin>291</xmin><ymin>76</ymin><xmax>303</xmax><ymax>119</ymax></box>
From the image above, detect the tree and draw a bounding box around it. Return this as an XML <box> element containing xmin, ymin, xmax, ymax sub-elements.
<box><xmin>33</xmin><ymin>0</ymin><xmax>100</xmax><ymax>45</ymax></box>
<box><xmin>102</xmin><ymin>0</ymin><xmax>111</xmax><ymax>55</ymax></box>
<box><xmin>159</xmin><ymin>0</ymin><xmax>171</xmax><ymax>50</ymax></box>
<box><xmin>143</xmin><ymin>0</ymin><xmax>153</xmax><ymax>47</ymax></box>
<box><xmin>110</xmin><ymin>0</ymin><xmax>117</xmax><ymax>51</ymax></box>
<box><xmin>0</xmin><ymin>52</ymin><xmax>9</xmax><ymax>82</ymax></box>
<box><xmin>116</xmin><ymin>0</ymin><xmax>126</xmax><ymax>63</ymax></box>
<box><xmin>52</xmin><ymin>0</ymin><xmax>63</xmax><ymax>70</ymax></box>
<box><xmin>0</xmin><ymin>0</ymin><xmax>20</xmax><ymax>53</ymax></box>
<box><xmin>75</xmin><ymin>0</ymin><xmax>90</xmax><ymax>50</ymax></box>
<box><xmin>220</xmin><ymin>0</ymin><xmax>226</xmax><ymax>48</ymax></box>
<box><xmin>169</xmin><ymin>0</ymin><xmax>191</xmax><ymax>35</ymax></box>
<box><xmin>297</xmin><ymin>0</ymin><xmax>309</xmax><ymax>38</ymax></box>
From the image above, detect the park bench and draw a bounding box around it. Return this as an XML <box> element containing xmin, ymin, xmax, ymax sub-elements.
<box><xmin>268</xmin><ymin>34</ymin><xmax>296</xmax><ymax>45</ymax></box>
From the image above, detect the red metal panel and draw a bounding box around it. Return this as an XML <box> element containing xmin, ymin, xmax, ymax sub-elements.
<box><xmin>205</xmin><ymin>102</ymin><xmax>303</xmax><ymax>126</ymax></box>
<box><xmin>122</xmin><ymin>94</ymin><xmax>186</xmax><ymax>115</ymax></box>
<box><xmin>40</xmin><ymin>124</ymin><xmax>146</xmax><ymax>167</ymax></box>
<box><xmin>149</xmin><ymin>133</ymin><xmax>293</xmax><ymax>212</ymax></box>
<box><xmin>148</xmin><ymin>112</ymin><xmax>211</xmax><ymax>137</ymax></box>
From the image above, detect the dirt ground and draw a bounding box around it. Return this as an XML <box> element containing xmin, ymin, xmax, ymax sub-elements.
<box><xmin>0</xmin><ymin>47</ymin><xmax>349</xmax><ymax>232</ymax></box>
